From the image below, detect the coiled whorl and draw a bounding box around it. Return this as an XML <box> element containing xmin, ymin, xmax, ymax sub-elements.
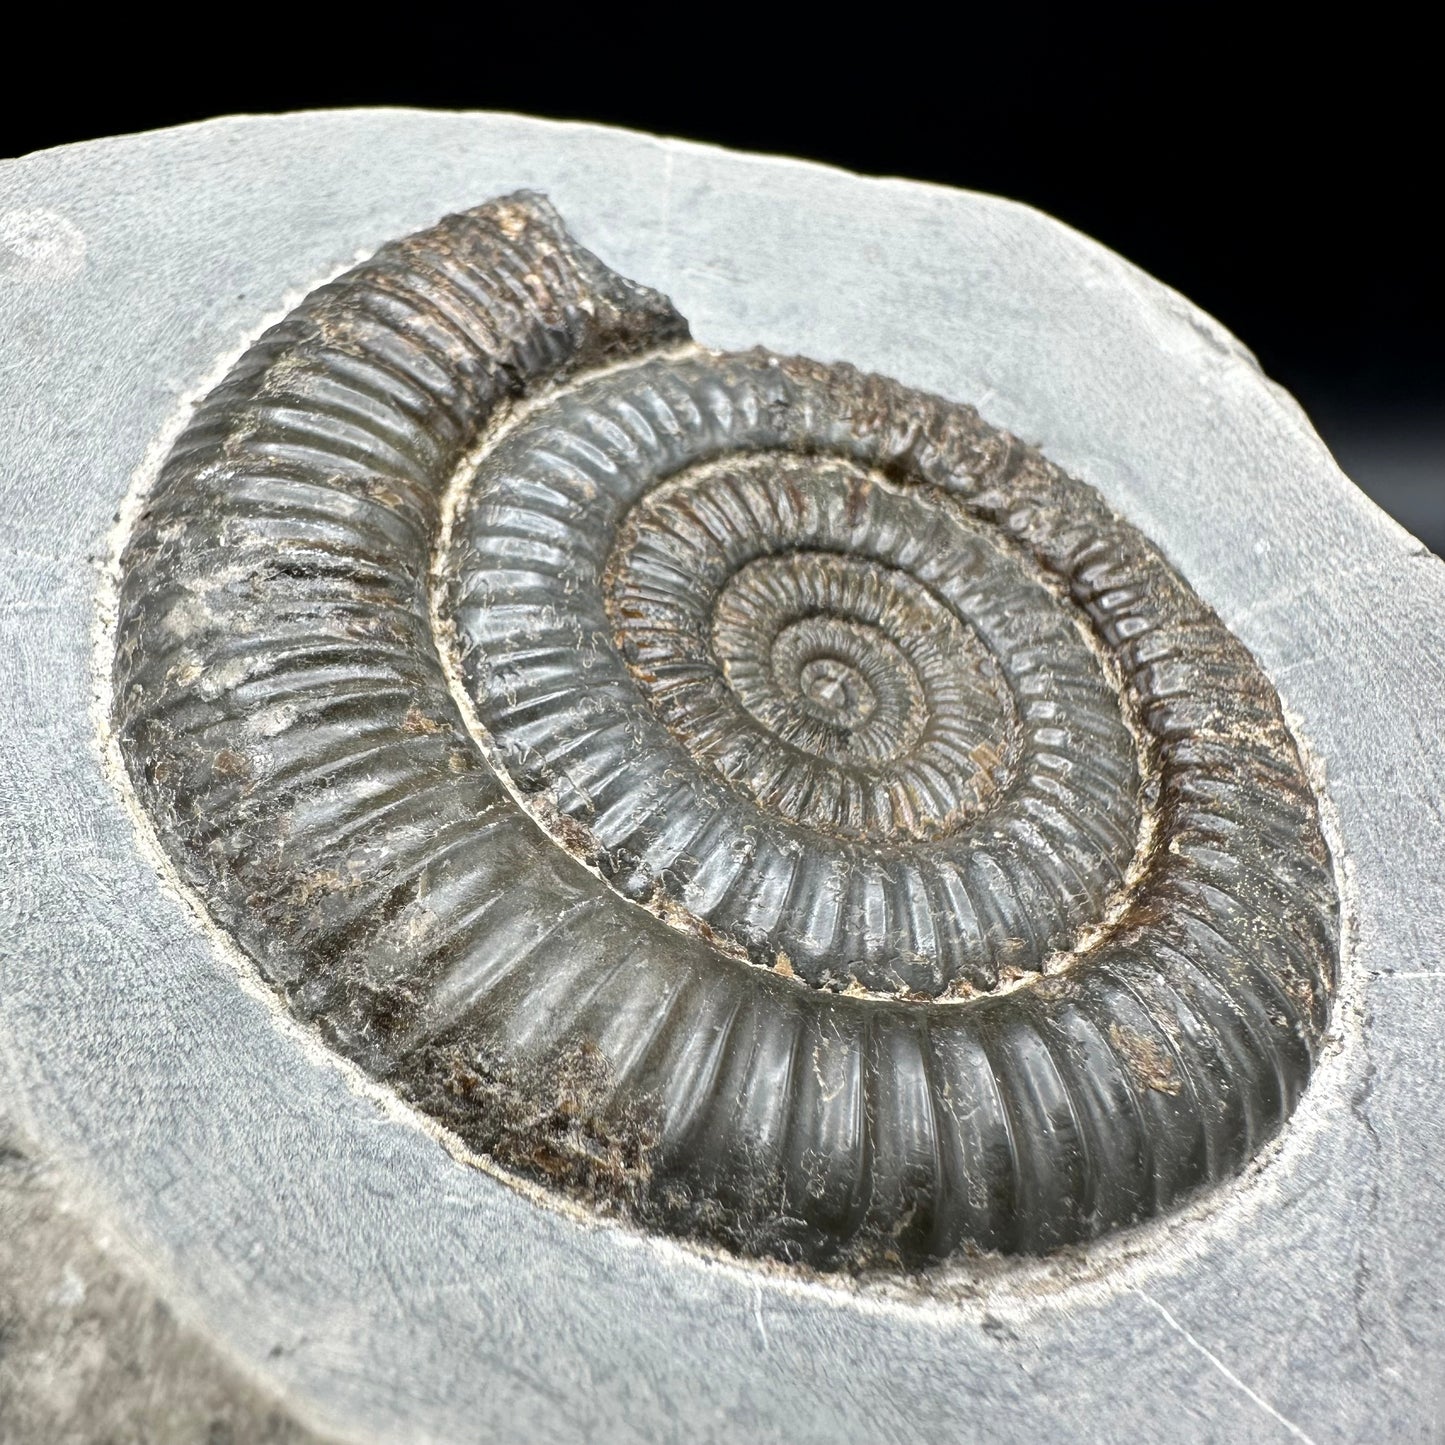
<box><xmin>113</xmin><ymin>193</ymin><xmax>1338</xmax><ymax>1268</ymax></box>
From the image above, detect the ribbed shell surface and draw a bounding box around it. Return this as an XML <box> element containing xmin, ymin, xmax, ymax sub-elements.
<box><xmin>113</xmin><ymin>193</ymin><xmax>1339</xmax><ymax>1268</ymax></box>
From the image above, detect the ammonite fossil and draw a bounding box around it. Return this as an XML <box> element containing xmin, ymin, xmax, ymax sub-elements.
<box><xmin>113</xmin><ymin>193</ymin><xmax>1339</xmax><ymax>1269</ymax></box>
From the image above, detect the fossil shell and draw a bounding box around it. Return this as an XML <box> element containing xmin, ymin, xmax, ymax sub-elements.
<box><xmin>112</xmin><ymin>193</ymin><xmax>1339</xmax><ymax>1268</ymax></box>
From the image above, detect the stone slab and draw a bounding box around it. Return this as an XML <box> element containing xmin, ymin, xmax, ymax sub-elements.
<box><xmin>2</xmin><ymin>110</ymin><xmax>1443</xmax><ymax>1444</ymax></box>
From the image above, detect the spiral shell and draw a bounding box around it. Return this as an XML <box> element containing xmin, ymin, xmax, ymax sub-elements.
<box><xmin>112</xmin><ymin>193</ymin><xmax>1339</xmax><ymax>1268</ymax></box>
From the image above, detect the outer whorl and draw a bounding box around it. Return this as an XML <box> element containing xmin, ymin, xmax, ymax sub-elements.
<box><xmin>113</xmin><ymin>193</ymin><xmax>1339</xmax><ymax>1269</ymax></box>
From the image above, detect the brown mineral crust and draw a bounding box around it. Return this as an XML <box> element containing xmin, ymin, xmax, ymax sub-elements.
<box><xmin>403</xmin><ymin>1039</ymin><xmax>662</xmax><ymax>1209</ymax></box>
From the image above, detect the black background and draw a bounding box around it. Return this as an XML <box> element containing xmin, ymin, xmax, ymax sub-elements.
<box><xmin>4</xmin><ymin>17</ymin><xmax>1438</xmax><ymax>552</ymax></box>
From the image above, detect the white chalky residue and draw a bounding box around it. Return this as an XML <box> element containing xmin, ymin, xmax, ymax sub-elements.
<box><xmin>0</xmin><ymin>208</ymin><xmax>87</xmax><ymax>283</ymax></box>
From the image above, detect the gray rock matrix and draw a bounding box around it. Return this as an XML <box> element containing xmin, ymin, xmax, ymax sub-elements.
<box><xmin>3</xmin><ymin>111</ymin><xmax>1443</xmax><ymax>1443</ymax></box>
<box><xmin>2</xmin><ymin>1112</ymin><xmax>327</xmax><ymax>1442</ymax></box>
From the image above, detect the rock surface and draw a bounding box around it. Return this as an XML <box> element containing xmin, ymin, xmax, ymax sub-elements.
<box><xmin>2</xmin><ymin>110</ymin><xmax>1443</xmax><ymax>1444</ymax></box>
<box><xmin>1</xmin><ymin>1112</ymin><xmax>328</xmax><ymax>1443</ymax></box>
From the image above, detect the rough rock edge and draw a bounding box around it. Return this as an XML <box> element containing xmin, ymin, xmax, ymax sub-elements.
<box><xmin>0</xmin><ymin>1111</ymin><xmax>338</xmax><ymax>1444</ymax></box>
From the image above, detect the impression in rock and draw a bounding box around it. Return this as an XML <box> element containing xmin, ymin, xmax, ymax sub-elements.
<box><xmin>112</xmin><ymin>193</ymin><xmax>1339</xmax><ymax>1269</ymax></box>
